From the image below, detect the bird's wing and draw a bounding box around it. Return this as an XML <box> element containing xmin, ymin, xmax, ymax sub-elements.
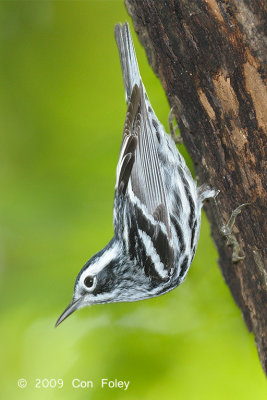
<box><xmin>114</xmin><ymin>85</ymin><xmax>173</xmax><ymax>277</ymax></box>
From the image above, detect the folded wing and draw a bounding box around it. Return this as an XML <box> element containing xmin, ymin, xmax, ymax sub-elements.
<box><xmin>115</xmin><ymin>85</ymin><xmax>173</xmax><ymax>277</ymax></box>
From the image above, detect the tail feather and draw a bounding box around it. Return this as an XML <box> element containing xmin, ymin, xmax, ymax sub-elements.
<box><xmin>115</xmin><ymin>22</ymin><xmax>141</xmax><ymax>103</ymax></box>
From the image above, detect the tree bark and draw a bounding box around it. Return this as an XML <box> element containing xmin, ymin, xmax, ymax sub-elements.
<box><xmin>125</xmin><ymin>0</ymin><xmax>267</xmax><ymax>374</ymax></box>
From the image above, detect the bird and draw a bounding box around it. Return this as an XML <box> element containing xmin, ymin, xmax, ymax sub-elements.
<box><xmin>55</xmin><ymin>22</ymin><xmax>215</xmax><ymax>327</ymax></box>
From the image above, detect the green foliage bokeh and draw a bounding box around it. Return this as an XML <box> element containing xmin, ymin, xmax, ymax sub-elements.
<box><xmin>0</xmin><ymin>1</ymin><xmax>266</xmax><ymax>399</ymax></box>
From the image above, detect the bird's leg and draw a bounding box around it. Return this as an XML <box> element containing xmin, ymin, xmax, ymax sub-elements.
<box><xmin>220</xmin><ymin>203</ymin><xmax>250</xmax><ymax>263</ymax></box>
<box><xmin>169</xmin><ymin>107</ymin><xmax>183</xmax><ymax>145</ymax></box>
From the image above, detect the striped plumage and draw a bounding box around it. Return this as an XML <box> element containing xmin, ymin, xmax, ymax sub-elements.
<box><xmin>55</xmin><ymin>23</ymin><xmax>215</xmax><ymax>327</ymax></box>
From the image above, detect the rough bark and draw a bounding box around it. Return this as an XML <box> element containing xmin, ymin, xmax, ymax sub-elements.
<box><xmin>125</xmin><ymin>0</ymin><xmax>267</xmax><ymax>374</ymax></box>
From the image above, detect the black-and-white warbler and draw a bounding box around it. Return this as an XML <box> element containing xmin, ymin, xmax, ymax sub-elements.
<box><xmin>55</xmin><ymin>22</ymin><xmax>215</xmax><ymax>327</ymax></box>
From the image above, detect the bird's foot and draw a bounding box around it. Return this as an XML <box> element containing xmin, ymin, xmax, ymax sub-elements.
<box><xmin>220</xmin><ymin>203</ymin><xmax>250</xmax><ymax>263</ymax></box>
<box><xmin>169</xmin><ymin>107</ymin><xmax>183</xmax><ymax>145</ymax></box>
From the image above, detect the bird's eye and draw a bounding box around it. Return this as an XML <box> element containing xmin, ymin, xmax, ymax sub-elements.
<box><xmin>84</xmin><ymin>276</ymin><xmax>95</xmax><ymax>289</ymax></box>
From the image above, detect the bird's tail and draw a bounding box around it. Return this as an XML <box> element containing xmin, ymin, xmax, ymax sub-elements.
<box><xmin>115</xmin><ymin>22</ymin><xmax>141</xmax><ymax>104</ymax></box>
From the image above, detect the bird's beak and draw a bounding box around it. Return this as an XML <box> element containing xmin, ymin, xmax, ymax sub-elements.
<box><xmin>55</xmin><ymin>298</ymin><xmax>82</xmax><ymax>327</ymax></box>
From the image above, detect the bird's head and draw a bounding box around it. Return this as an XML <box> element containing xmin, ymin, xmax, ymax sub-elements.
<box><xmin>55</xmin><ymin>239</ymin><xmax>148</xmax><ymax>327</ymax></box>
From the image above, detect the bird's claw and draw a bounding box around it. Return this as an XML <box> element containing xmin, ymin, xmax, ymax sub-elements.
<box><xmin>169</xmin><ymin>107</ymin><xmax>183</xmax><ymax>145</ymax></box>
<box><xmin>220</xmin><ymin>203</ymin><xmax>250</xmax><ymax>263</ymax></box>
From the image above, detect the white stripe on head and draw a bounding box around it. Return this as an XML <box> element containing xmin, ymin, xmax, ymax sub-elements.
<box><xmin>81</xmin><ymin>244</ymin><xmax>118</xmax><ymax>280</ymax></box>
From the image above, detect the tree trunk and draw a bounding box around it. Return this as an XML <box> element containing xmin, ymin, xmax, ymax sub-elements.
<box><xmin>125</xmin><ymin>0</ymin><xmax>267</xmax><ymax>374</ymax></box>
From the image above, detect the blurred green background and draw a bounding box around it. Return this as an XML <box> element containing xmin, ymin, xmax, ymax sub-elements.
<box><xmin>0</xmin><ymin>1</ymin><xmax>266</xmax><ymax>399</ymax></box>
